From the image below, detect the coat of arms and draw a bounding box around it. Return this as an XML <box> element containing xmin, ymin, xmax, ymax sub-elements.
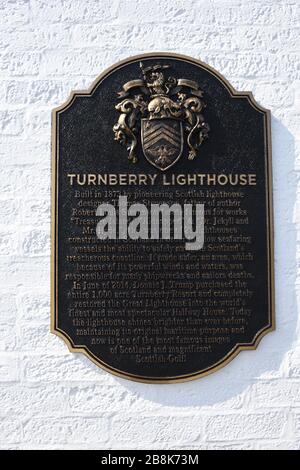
<box><xmin>113</xmin><ymin>63</ymin><xmax>210</xmax><ymax>170</ymax></box>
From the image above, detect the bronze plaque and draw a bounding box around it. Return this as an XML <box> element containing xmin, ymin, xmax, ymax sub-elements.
<box><xmin>51</xmin><ymin>53</ymin><xmax>274</xmax><ymax>383</ymax></box>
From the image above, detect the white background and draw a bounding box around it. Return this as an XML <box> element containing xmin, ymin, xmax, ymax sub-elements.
<box><xmin>0</xmin><ymin>0</ymin><xmax>299</xmax><ymax>450</ymax></box>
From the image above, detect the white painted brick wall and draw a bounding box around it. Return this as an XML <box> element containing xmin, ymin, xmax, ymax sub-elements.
<box><xmin>0</xmin><ymin>0</ymin><xmax>299</xmax><ymax>450</ymax></box>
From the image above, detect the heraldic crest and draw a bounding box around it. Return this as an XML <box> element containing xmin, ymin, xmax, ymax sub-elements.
<box><xmin>113</xmin><ymin>62</ymin><xmax>210</xmax><ymax>171</ymax></box>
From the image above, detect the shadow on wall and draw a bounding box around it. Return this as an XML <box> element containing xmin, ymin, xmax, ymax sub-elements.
<box><xmin>108</xmin><ymin>117</ymin><xmax>298</xmax><ymax>408</ymax></box>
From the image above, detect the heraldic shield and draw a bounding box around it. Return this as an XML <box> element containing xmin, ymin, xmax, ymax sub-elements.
<box><xmin>141</xmin><ymin>118</ymin><xmax>183</xmax><ymax>171</ymax></box>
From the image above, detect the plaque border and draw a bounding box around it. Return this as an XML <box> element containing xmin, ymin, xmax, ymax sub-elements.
<box><xmin>51</xmin><ymin>52</ymin><xmax>275</xmax><ymax>383</ymax></box>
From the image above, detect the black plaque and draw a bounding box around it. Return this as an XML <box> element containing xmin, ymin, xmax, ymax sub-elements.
<box><xmin>51</xmin><ymin>53</ymin><xmax>274</xmax><ymax>383</ymax></box>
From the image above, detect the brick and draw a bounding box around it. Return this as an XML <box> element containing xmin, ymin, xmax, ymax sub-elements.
<box><xmin>72</xmin><ymin>24</ymin><xmax>164</xmax><ymax>50</ymax></box>
<box><xmin>0</xmin><ymin>418</ymin><xmax>22</xmax><ymax>444</ymax></box>
<box><xmin>252</xmin><ymin>81</ymin><xmax>295</xmax><ymax>108</ymax></box>
<box><xmin>19</xmin><ymin>324</ymin><xmax>66</xmax><ymax>353</ymax></box>
<box><xmin>0</xmin><ymin>323</ymin><xmax>17</xmax><ymax>352</ymax></box>
<box><xmin>5</xmin><ymin>80</ymin><xmax>29</xmax><ymax>105</ymax></box>
<box><xmin>0</xmin><ymin>257</ymin><xmax>49</xmax><ymax>288</ymax></box>
<box><xmin>21</xmin><ymin>198</ymin><xmax>50</xmax><ymax>226</ymax></box>
<box><xmin>0</xmin><ymin>291</ymin><xmax>17</xmax><ymax>323</ymax></box>
<box><xmin>205</xmin><ymin>442</ymin><xmax>255</xmax><ymax>450</ymax></box>
<box><xmin>0</xmin><ymin>199</ymin><xmax>19</xmax><ymax>226</ymax></box>
<box><xmin>0</xmin><ymin>26</ymin><xmax>72</xmax><ymax>52</ymax></box>
<box><xmin>288</xmin><ymin>348</ymin><xmax>300</xmax><ymax>378</ymax></box>
<box><xmin>257</xmin><ymin>440</ymin><xmax>300</xmax><ymax>451</ymax></box>
<box><xmin>0</xmin><ymin>384</ymin><xmax>69</xmax><ymax>416</ymax></box>
<box><xmin>129</xmin><ymin>382</ymin><xmax>243</xmax><ymax>413</ymax></box>
<box><xmin>0</xmin><ymin>355</ymin><xmax>19</xmax><ymax>382</ymax></box>
<box><xmin>0</xmin><ymin>52</ymin><xmax>40</xmax><ymax>76</ymax></box>
<box><xmin>17</xmin><ymin>290</ymin><xmax>50</xmax><ymax>323</ymax></box>
<box><xmin>0</xmin><ymin>229</ymin><xmax>18</xmax><ymax>256</ymax></box>
<box><xmin>0</xmin><ymin>137</ymin><xmax>50</xmax><ymax>166</ymax></box>
<box><xmin>27</xmin><ymin>80</ymin><xmax>64</xmax><ymax>105</ymax></box>
<box><xmin>40</xmin><ymin>49</ymin><xmax>113</xmax><ymax>76</ymax></box>
<box><xmin>20</xmin><ymin>443</ymin><xmax>106</xmax><ymax>450</ymax></box>
<box><xmin>205</xmin><ymin>412</ymin><xmax>286</xmax><ymax>441</ymax></box>
<box><xmin>0</xmin><ymin>0</ymin><xmax>29</xmax><ymax>25</ymax></box>
<box><xmin>36</xmin><ymin>24</ymin><xmax>74</xmax><ymax>49</ymax></box>
<box><xmin>24</xmin><ymin>108</ymin><xmax>51</xmax><ymax>138</ymax></box>
<box><xmin>30</xmin><ymin>0</ymin><xmax>65</xmax><ymax>23</ymax></box>
<box><xmin>278</xmin><ymin>110</ymin><xmax>300</xmax><ymax>136</ymax></box>
<box><xmin>23</xmin><ymin>416</ymin><xmax>110</xmax><ymax>445</ymax></box>
<box><xmin>191</xmin><ymin>1</ymin><xmax>299</xmax><ymax>27</ymax></box>
<box><xmin>68</xmin><ymin>384</ymin><xmax>130</xmax><ymax>413</ymax></box>
<box><xmin>212</xmin><ymin>348</ymin><xmax>284</xmax><ymax>380</ymax></box>
<box><xmin>19</xmin><ymin>166</ymin><xmax>51</xmax><ymax>198</ymax></box>
<box><xmin>21</xmin><ymin>229</ymin><xmax>50</xmax><ymax>257</ymax></box>
<box><xmin>249</xmin><ymin>380</ymin><xmax>300</xmax><ymax>408</ymax></box>
<box><xmin>0</xmin><ymin>110</ymin><xmax>24</xmax><ymax>135</ymax></box>
<box><xmin>292</xmin><ymin>411</ymin><xmax>300</xmax><ymax>437</ymax></box>
<box><xmin>31</xmin><ymin>0</ymin><xmax>117</xmax><ymax>24</ymax></box>
<box><xmin>0</xmin><ymin>167</ymin><xmax>24</xmax><ymax>198</ymax></box>
<box><xmin>0</xmin><ymin>445</ymin><xmax>20</xmax><ymax>450</ymax></box>
<box><xmin>0</xmin><ymin>83</ymin><xmax>5</xmax><ymax>103</ymax></box>
<box><xmin>116</xmin><ymin>0</ymin><xmax>197</xmax><ymax>24</ymax></box>
<box><xmin>2</xmin><ymin>80</ymin><xmax>63</xmax><ymax>105</ymax></box>
<box><xmin>201</xmin><ymin>52</ymin><xmax>281</xmax><ymax>79</ymax></box>
<box><xmin>23</xmin><ymin>354</ymin><xmax>109</xmax><ymax>382</ymax></box>
<box><xmin>161</xmin><ymin>25</ymin><xmax>300</xmax><ymax>54</ymax></box>
<box><xmin>111</xmin><ymin>415</ymin><xmax>202</xmax><ymax>444</ymax></box>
